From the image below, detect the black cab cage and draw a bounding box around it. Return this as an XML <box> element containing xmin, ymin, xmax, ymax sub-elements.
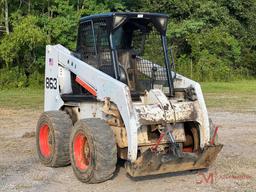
<box><xmin>80</xmin><ymin>12</ymin><xmax>168</xmax><ymax>35</ymax></box>
<box><xmin>76</xmin><ymin>12</ymin><xmax>174</xmax><ymax>96</ymax></box>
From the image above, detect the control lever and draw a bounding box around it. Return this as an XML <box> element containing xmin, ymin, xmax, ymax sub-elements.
<box><xmin>166</xmin><ymin>124</ymin><xmax>183</xmax><ymax>157</ymax></box>
<box><xmin>151</xmin><ymin>66</ymin><xmax>157</xmax><ymax>89</ymax></box>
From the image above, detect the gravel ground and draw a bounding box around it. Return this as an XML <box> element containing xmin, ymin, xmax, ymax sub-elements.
<box><xmin>0</xmin><ymin>108</ymin><xmax>255</xmax><ymax>192</ymax></box>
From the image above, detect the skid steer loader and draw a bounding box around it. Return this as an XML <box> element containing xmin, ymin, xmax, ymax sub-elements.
<box><xmin>36</xmin><ymin>12</ymin><xmax>223</xmax><ymax>183</ymax></box>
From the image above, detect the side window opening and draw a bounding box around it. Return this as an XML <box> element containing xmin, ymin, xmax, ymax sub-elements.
<box><xmin>77</xmin><ymin>21</ymin><xmax>97</xmax><ymax>67</ymax></box>
<box><xmin>114</xmin><ymin>19</ymin><xmax>168</xmax><ymax>94</ymax></box>
<box><xmin>77</xmin><ymin>20</ymin><xmax>115</xmax><ymax>77</ymax></box>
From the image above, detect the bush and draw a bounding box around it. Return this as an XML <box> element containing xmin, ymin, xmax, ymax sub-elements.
<box><xmin>0</xmin><ymin>67</ymin><xmax>27</xmax><ymax>89</ymax></box>
<box><xmin>0</xmin><ymin>67</ymin><xmax>43</xmax><ymax>89</ymax></box>
<box><xmin>175</xmin><ymin>50</ymin><xmax>250</xmax><ymax>82</ymax></box>
<box><xmin>28</xmin><ymin>71</ymin><xmax>44</xmax><ymax>89</ymax></box>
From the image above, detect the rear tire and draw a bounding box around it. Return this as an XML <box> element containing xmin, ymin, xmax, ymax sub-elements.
<box><xmin>70</xmin><ymin>119</ymin><xmax>117</xmax><ymax>183</ymax></box>
<box><xmin>36</xmin><ymin>111</ymin><xmax>73</xmax><ymax>167</ymax></box>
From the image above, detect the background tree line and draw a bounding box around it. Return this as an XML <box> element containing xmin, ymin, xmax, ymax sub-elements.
<box><xmin>0</xmin><ymin>0</ymin><xmax>256</xmax><ymax>88</ymax></box>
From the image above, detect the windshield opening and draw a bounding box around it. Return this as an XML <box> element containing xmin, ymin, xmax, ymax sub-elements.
<box><xmin>112</xmin><ymin>18</ymin><xmax>170</xmax><ymax>95</ymax></box>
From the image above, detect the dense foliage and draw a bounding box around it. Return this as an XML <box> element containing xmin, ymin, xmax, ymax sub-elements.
<box><xmin>0</xmin><ymin>0</ymin><xmax>256</xmax><ymax>88</ymax></box>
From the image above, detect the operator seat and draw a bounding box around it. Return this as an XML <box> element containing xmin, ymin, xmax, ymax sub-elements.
<box><xmin>117</xmin><ymin>49</ymin><xmax>137</xmax><ymax>90</ymax></box>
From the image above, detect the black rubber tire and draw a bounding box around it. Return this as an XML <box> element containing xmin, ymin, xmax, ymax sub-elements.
<box><xmin>191</xmin><ymin>126</ymin><xmax>200</xmax><ymax>152</ymax></box>
<box><xmin>36</xmin><ymin>111</ymin><xmax>73</xmax><ymax>167</ymax></box>
<box><xmin>209</xmin><ymin>118</ymin><xmax>219</xmax><ymax>144</ymax></box>
<box><xmin>70</xmin><ymin>118</ymin><xmax>117</xmax><ymax>184</ymax></box>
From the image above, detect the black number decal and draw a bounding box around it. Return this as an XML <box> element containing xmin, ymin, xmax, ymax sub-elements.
<box><xmin>45</xmin><ymin>77</ymin><xmax>57</xmax><ymax>89</ymax></box>
<box><xmin>53</xmin><ymin>78</ymin><xmax>57</xmax><ymax>89</ymax></box>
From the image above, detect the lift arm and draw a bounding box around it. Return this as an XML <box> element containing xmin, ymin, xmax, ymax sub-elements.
<box><xmin>44</xmin><ymin>44</ymin><xmax>139</xmax><ymax>162</ymax></box>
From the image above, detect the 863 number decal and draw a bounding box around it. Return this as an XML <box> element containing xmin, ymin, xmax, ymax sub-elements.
<box><xmin>45</xmin><ymin>77</ymin><xmax>57</xmax><ymax>89</ymax></box>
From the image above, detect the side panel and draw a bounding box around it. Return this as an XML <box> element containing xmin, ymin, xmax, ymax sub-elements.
<box><xmin>44</xmin><ymin>46</ymin><xmax>64</xmax><ymax>111</ymax></box>
<box><xmin>174</xmin><ymin>74</ymin><xmax>210</xmax><ymax>147</ymax></box>
<box><xmin>79</xmin><ymin>102</ymin><xmax>105</xmax><ymax>119</ymax></box>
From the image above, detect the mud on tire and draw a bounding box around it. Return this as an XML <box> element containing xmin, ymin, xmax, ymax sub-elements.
<box><xmin>70</xmin><ymin>118</ymin><xmax>117</xmax><ymax>184</ymax></box>
<box><xmin>36</xmin><ymin>111</ymin><xmax>73</xmax><ymax>167</ymax></box>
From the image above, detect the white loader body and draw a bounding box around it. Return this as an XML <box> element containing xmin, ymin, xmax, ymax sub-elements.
<box><xmin>44</xmin><ymin>44</ymin><xmax>210</xmax><ymax>162</ymax></box>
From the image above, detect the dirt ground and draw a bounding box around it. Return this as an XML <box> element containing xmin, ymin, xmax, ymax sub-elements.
<box><xmin>0</xmin><ymin>108</ymin><xmax>255</xmax><ymax>192</ymax></box>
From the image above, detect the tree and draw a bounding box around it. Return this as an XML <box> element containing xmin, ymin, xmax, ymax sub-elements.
<box><xmin>0</xmin><ymin>0</ymin><xmax>9</xmax><ymax>35</ymax></box>
<box><xmin>0</xmin><ymin>15</ymin><xmax>46</xmax><ymax>77</ymax></box>
<box><xmin>0</xmin><ymin>0</ymin><xmax>256</xmax><ymax>88</ymax></box>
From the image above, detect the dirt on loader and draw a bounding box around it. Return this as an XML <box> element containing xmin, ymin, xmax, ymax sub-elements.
<box><xmin>0</xmin><ymin>108</ymin><xmax>255</xmax><ymax>192</ymax></box>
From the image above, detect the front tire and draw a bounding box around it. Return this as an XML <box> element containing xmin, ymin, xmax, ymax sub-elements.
<box><xmin>36</xmin><ymin>111</ymin><xmax>73</xmax><ymax>167</ymax></box>
<box><xmin>70</xmin><ymin>119</ymin><xmax>117</xmax><ymax>183</ymax></box>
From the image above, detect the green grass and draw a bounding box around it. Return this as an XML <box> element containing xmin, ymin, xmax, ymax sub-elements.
<box><xmin>201</xmin><ymin>80</ymin><xmax>256</xmax><ymax>113</ymax></box>
<box><xmin>0</xmin><ymin>88</ymin><xmax>43</xmax><ymax>110</ymax></box>
<box><xmin>0</xmin><ymin>80</ymin><xmax>255</xmax><ymax>112</ymax></box>
<box><xmin>201</xmin><ymin>80</ymin><xmax>256</xmax><ymax>93</ymax></box>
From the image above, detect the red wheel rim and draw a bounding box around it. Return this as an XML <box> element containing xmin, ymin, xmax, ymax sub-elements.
<box><xmin>39</xmin><ymin>124</ymin><xmax>51</xmax><ymax>158</ymax></box>
<box><xmin>73</xmin><ymin>132</ymin><xmax>90</xmax><ymax>171</ymax></box>
<box><xmin>183</xmin><ymin>147</ymin><xmax>193</xmax><ymax>153</ymax></box>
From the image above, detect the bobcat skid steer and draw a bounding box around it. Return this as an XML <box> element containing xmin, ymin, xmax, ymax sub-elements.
<box><xmin>36</xmin><ymin>12</ymin><xmax>223</xmax><ymax>183</ymax></box>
